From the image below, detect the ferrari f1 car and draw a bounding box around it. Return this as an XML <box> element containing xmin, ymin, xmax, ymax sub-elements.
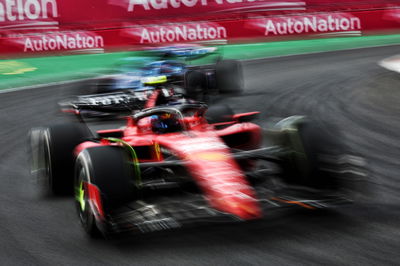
<box><xmin>29</xmin><ymin>104</ymin><xmax>363</xmax><ymax>238</ymax></box>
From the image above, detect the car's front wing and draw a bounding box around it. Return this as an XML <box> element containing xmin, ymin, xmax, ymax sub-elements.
<box><xmin>100</xmin><ymin>188</ymin><xmax>351</xmax><ymax>237</ymax></box>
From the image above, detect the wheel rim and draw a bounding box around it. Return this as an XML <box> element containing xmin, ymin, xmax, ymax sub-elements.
<box><xmin>77</xmin><ymin>179</ymin><xmax>86</xmax><ymax>212</ymax></box>
<box><xmin>75</xmin><ymin>165</ymin><xmax>90</xmax><ymax>226</ymax></box>
<box><xmin>43</xmin><ymin>133</ymin><xmax>53</xmax><ymax>190</ymax></box>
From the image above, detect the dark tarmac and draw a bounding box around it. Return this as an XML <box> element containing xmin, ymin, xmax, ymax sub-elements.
<box><xmin>1</xmin><ymin>46</ymin><xmax>400</xmax><ymax>265</ymax></box>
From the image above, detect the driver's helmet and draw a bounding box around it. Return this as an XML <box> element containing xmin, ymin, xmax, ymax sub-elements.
<box><xmin>150</xmin><ymin>113</ymin><xmax>182</xmax><ymax>134</ymax></box>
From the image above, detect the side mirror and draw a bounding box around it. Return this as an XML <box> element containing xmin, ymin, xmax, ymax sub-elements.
<box><xmin>97</xmin><ymin>129</ymin><xmax>124</xmax><ymax>138</ymax></box>
<box><xmin>233</xmin><ymin>112</ymin><xmax>260</xmax><ymax>123</ymax></box>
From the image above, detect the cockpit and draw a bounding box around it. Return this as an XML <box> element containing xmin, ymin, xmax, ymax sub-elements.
<box><xmin>134</xmin><ymin>104</ymin><xmax>207</xmax><ymax>134</ymax></box>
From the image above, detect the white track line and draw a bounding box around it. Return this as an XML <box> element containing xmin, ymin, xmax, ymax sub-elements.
<box><xmin>379</xmin><ymin>55</ymin><xmax>400</xmax><ymax>73</ymax></box>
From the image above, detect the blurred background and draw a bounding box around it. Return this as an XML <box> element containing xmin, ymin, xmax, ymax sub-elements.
<box><xmin>1</xmin><ymin>0</ymin><xmax>400</xmax><ymax>265</ymax></box>
<box><xmin>2</xmin><ymin>0</ymin><xmax>400</xmax><ymax>89</ymax></box>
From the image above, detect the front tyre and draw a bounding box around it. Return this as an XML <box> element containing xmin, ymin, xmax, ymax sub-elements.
<box><xmin>75</xmin><ymin>158</ymin><xmax>100</xmax><ymax>237</ymax></box>
<box><xmin>75</xmin><ymin>146</ymin><xmax>138</xmax><ymax>237</ymax></box>
<box><xmin>185</xmin><ymin>70</ymin><xmax>207</xmax><ymax>101</ymax></box>
<box><xmin>216</xmin><ymin>60</ymin><xmax>243</xmax><ymax>94</ymax></box>
<box><xmin>268</xmin><ymin>117</ymin><xmax>350</xmax><ymax>192</ymax></box>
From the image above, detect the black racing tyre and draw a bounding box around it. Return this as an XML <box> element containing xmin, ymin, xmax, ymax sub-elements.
<box><xmin>205</xmin><ymin>104</ymin><xmax>234</xmax><ymax>125</ymax></box>
<box><xmin>216</xmin><ymin>59</ymin><xmax>243</xmax><ymax>94</ymax></box>
<box><xmin>185</xmin><ymin>70</ymin><xmax>207</xmax><ymax>101</ymax></box>
<box><xmin>28</xmin><ymin>127</ymin><xmax>45</xmax><ymax>180</ymax></box>
<box><xmin>278</xmin><ymin>119</ymin><xmax>347</xmax><ymax>191</ymax></box>
<box><xmin>74</xmin><ymin>146</ymin><xmax>138</xmax><ymax>237</ymax></box>
<box><xmin>41</xmin><ymin>123</ymin><xmax>92</xmax><ymax>195</ymax></box>
<box><xmin>96</xmin><ymin>77</ymin><xmax>116</xmax><ymax>94</ymax></box>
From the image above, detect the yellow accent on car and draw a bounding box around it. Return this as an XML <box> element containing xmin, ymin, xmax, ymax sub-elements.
<box><xmin>154</xmin><ymin>142</ymin><xmax>161</xmax><ymax>160</ymax></box>
<box><xmin>76</xmin><ymin>181</ymin><xmax>86</xmax><ymax>211</ymax></box>
<box><xmin>141</xmin><ymin>75</ymin><xmax>167</xmax><ymax>85</ymax></box>
<box><xmin>191</xmin><ymin>152</ymin><xmax>228</xmax><ymax>161</ymax></box>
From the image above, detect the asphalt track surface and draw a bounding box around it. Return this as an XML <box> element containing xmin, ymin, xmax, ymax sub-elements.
<box><xmin>1</xmin><ymin>46</ymin><xmax>400</xmax><ymax>265</ymax></box>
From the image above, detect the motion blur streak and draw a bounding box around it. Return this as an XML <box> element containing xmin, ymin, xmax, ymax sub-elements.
<box><xmin>0</xmin><ymin>46</ymin><xmax>400</xmax><ymax>264</ymax></box>
<box><xmin>1</xmin><ymin>0</ymin><xmax>400</xmax><ymax>56</ymax></box>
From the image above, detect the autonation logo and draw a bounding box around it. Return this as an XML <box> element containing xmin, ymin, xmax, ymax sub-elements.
<box><xmin>0</xmin><ymin>0</ymin><xmax>58</xmax><ymax>22</ymax></box>
<box><xmin>24</xmin><ymin>33</ymin><xmax>104</xmax><ymax>52</ymax></box>
<box><xmin>264</xmin><ymin>14</ymin><xmax>361</xmax><ymax>36</ymax></box>
<box><xmin>139</xmin><ymin>24</ymin><xmax>227</xmax><ymax>43</ymax></box>
<box><xmin>127</xmin><ymin>0</ymin><xmax>306</xmax><ymax>12</ymax></box>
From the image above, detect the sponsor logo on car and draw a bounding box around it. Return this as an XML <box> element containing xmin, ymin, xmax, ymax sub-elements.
<box><xmin>190</xmin><ymin>152</ymin><xmax>228</xmax><ymax>161</ymax></box>
<box><xmin>177</xmin><ymin>137</ymin><xmax>228</xmax><ymax>154</ymax></box>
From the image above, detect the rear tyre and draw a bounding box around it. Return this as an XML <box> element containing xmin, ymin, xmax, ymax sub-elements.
<box><xmin>185</xmin><ymin>70</ymin><xmax>207</xmax><ymax>101</ymax></box>
<box><xmin>75</xmin><ymin>146</ymin><xmax>138</xmax><ymax>237</ymax></box>
<box><xmin>216</xmin><ymin>60</ymin><xmax>243</xmax><ymax>94</ymax></box>
<box><xmin>39</xmin><ymin>123</ymin><xmax>92</xmax><ymax>195</ymax></box>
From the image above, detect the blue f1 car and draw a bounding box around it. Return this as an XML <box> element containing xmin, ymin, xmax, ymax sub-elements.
<box><xmin>60</xmin><ymin>45</ymin><xmax>244</xmax><ymax>118</ymax></box>
<box><xmin>96</xmin><ymin>44</ymin><xmax>243</xmax><ymax>97</ymax></box>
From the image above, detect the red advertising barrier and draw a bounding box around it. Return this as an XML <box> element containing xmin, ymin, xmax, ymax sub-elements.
<box><xmin>1</xmin><ymin>0</ymin><xmax>400</xmax><ymax>57</ymax></box>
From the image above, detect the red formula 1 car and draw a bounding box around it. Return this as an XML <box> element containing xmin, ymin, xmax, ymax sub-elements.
<box><xmin>29</xmin><ymin>104</ymin><xmax>360</xmax><ymax>237</ymax></box>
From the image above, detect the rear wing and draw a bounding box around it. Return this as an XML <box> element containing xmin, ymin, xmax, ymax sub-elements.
<box><xmin>155</xmin><ymin>45</ymin><xmax>217</xmax><ymax>59</ymax></box>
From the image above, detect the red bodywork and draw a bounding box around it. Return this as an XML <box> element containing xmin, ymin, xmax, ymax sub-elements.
<box><xmin>74</xmin><ymin>110</ymin><xmax>263</xmax><ymax>220</ymax></box>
